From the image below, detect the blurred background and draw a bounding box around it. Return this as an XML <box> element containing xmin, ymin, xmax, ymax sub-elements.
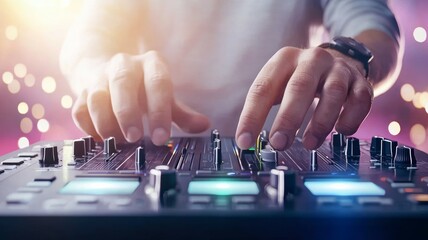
<box><xmin>0</xmin><ymin>0</ymin><xmax>427</xmax><ymax>155</ymax></box>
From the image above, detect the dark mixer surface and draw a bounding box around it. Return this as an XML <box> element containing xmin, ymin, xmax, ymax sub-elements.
<box><xmin>1</xmin><ymin>131</ymin><xmax>428</xmax><ymax>239</ymax></box>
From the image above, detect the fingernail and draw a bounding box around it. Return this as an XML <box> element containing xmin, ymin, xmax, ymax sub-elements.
<box><xmin>126</xmin><ymin>126</ymin><xmax>142</xmax><ymax>143</ymax></box>
<box><xmin>304</xmin><ymin>134</ymin><xmax>319</xmax><ymax>150</ymax></box>
<box><xmin>152</xmin><ymin>128</ymin><xmax>169</xmax><ymax>146</ymax></box>
<box><xmin>271</xmin><ymin>132</ymin><xmax>288</xmax><ymax>150</ymax></box>
<box><xmin>237</xmin><ymin>132</ymin><xmax>253</xmax><ymax>149</ymax></box>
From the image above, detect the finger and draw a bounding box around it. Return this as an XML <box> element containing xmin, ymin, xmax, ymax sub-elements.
<box><xmin>235</xmin><ymin>47</ymin><xmax>300</xmax><ymax>149</ymax></box>
<box><xmin>142</xmin><ymin>51</ymin><xmax>172</xmax><ymax>146</ymax></box>
<box><xmin>336</xmin><ymin>73</ymin><xmax>373</xmax><ymax>135</ymax></box>
<box><xmin>87</xmin><ymin>80</ymin><xmax>125</xmax><ymax>142</ymax></box>
<box><xmin>270</xmin><ymin>48</ymin><xmax>333</xmax><ymax>150</ymax></box>
<box><xmin>107</xmin><ymin>53</ymin><xmax>144</xmax><ymax>143</ymax></box>
<box><xmin>172</xmin><ymin>100</ymin><xmax>210</xmax><ymax>133</ymax></box>
<box><xmin>71</xmin><ymin>90</ymin><xmax>101</xmax><ymax>141</ymax></box>
<box><xmin>302</xmin><ymin>59</ymin><xmax>352</xmax><ymax>149</ymax></box>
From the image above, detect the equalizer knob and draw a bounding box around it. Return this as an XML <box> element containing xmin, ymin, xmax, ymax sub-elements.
<box><xmin>331</xmin><ymin>132</ymin><xmax>346</xmax><ymax>152</ymax></box>
<box><xmin>345</xmin><ymin>137</ymin><xmax>360</xmax><ymax>161</ymax></box>
<box><xmin>149</xmin><ymin>165</ymin><xmax>177</xmax><ymax>204</ymax></box>
<box><xmin>104</xmin><ymin>137</ymin><xmax>117</xmax><ymax>155</ymax></box>
<box><xmin>370</xmin><ymin>136</ymin><xmax>384</xmax><ymax>159</ymax></box>
<box><xmin>268</xmin><ymin>166</ymin><xmax>296</xmax><ymax>204</ymax></box>
<box><xmin>213</xmin><ymin>138</ymin><xmax>222</xmax><ymax>165</ymax></box>
<box><xmin>380</xmin><ymin>139</ymin><xmax>397</xmax><ymax>165</ymax></box>
<box><xmin>40</xmin><ymin>146</ymin><xmax>59</xmax><ymax>166</ymax></box>
<box><xmin>260</xmin><ymin>149</ymin><xmax>278</xmax><ymax>163</ymax></box>
<box><xmin>73</xmin><ymin>139</ymin><xmax>86</xmax><ymax>158</ymax></box>
<box><xmin>394</xmin><ymin>146</ymin><xmax>417</xmax><ymax>169</ymax></box>
<box><xmin>83</xmin><ymin>136</ymin><xmax>95</xmax><ymax>153</ymax></box>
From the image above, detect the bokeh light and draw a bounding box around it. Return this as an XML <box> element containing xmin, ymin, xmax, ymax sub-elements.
<box><xmin>410</xmin><ymin>124</ymin><xmax>426</xmax><ymax>146</ymax></box>
<box><xmin>5</xmin><ymin>25</ymin><xmax>18</xmax><ymax>41</ymax></box>
<box><xmin>20</xmin><ymin>117</ymin><xmax>33</xmax><ymax>134</ymax></box>
<box><xmin>61</xmin><ymin>95</ymin><xmax>73</xmax><ymax>109</ymax></box>
<box><xmin>2</xmin><ymin>71</ymin><xmax>14</xmax><ymax>84</ymax></box>
<box><xmin>18</xmin><ymin>137</ymin><xmax>29</xmax><ymax>149</ymax></box>
<box><xmin>14</xmin><ymin>63</ymin><xmax>27</xmax><ymax>78</ymax></box>
<box><xmin>388</xmin><ymin>121</ymin><xmax>401</xmax><ymax>136</ymax></box>
<box><xmin>7</xmin><ymin>79</ymin><xmax>21</xmax><ymax>94</ymax></box>
<box><xmin>37</xmin><ymin>119</ymin><xmax>50</xmax><ymax>133</ymax></box>
<box><xmin>17</xmin><ymin>102</ymin><xmax>29</xmax><ymax>114</ymax></box>
<box><xmin>413</xmin><ymin>27</ymin><xmax>427</xmax><ymax>43</ymax></box>
<box><xmin>24</xmin><ymin>74</ymin><xmax>36</xmax><ymax>87</ymax></box>
<box><xmin>31</xmin><ymin>103</ymin><xmax>45</xmax><ymax>119</ymax></box>
<box><xmin>41</xmin><ymin>76</ymin><xmax>56</xmax><ymax>93</ymax></box>
<box><xmin>400</xmin><ymin>83</ymin><xmax>415</xmax><ymax>102</ymax></box>
<box><xmin>412</xmin><ymin>92</ymin><xmax>424</xmax><ymax>109</ymax></box>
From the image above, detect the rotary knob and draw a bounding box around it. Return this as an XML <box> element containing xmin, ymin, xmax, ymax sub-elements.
<box><xmin>104</xmin><ymin>137</ymin><xmax>117</xmax><ymax>155</ymax></box>
<box><xmin>83</xmin><ymin>136</ymin><xmax>95</xmax><ymax>153</ymax></box>
<box><xmin>268</xmin><ymin>166</ymin><xmax>296</xmax><ymax>204</ymax></box>
<box><xmin>260</xmin><ymin>149</ymin><xmax>278</xmax><ymax>163</ymax></box>
<box><xmin>394</xmin><ymin>146</ymin><xmax>417</xmax><ymax>169</ymax></box>
<box><xmin>135</xmin><ymin>146</ymin><xmax>145</xmax><ymax>169</ymax></box>
<box><xmin>345</xmin><ymin>137</ymin><xmax>360</xmax><ymax>161</ymax></box>
<box><xmin>73</xmin><ymin>139</ymin><xmax>86</xmax><ymax>158</ymax></box>
<box><xmin>40</xmin><ymin>145</ymin><xmax>59</xmax><ymax>166</ymax></box>
<box><xmin>380</xmin><ymin>139</ymin><xmax>397</xmax><ymax>165</ymax></box>
<box><xmin>331</xmin><ymin>132</ymin><xmax>346</xmax><ymax>152</ymax></box>
<box><xmin>149</xmin><ymin>165</ymin><xmax>177</xmax><ymax>204</ymax></box>
<box><xmin>370</xmin><ymin>136</ymin><xmax>384</xmax><ymax>159</ymax></box>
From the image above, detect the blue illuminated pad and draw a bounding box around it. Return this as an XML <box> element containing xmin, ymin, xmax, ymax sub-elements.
<box><xmin>304</xmin><ymin>179</ymin><xmax>385</xmax><ymax>196</ymax></box>
<box><xmin>60</xmin><ymin>177</ymin><xmax>139</xmax><ymax>195</ymax></box>
<box><xmin>188</xmin><ymin>180</ymin><xmax>259</xmax><ymax>196</ymax></box>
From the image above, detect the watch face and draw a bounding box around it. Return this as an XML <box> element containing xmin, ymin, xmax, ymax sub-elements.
<box><xmin>334</xmin><ymin>37</ymin><xmax>372</xmax><ymax>57</ymax></box>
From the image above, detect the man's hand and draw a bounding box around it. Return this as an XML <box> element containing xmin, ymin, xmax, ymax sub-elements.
<box><xmin>236</xmin><ymin>46</ymin><xmax>374</xmax><ymax>150</ymax></box>
<box><xmin>72</xmin><ymin>51</ymin><xmax>210</xmax><ymax>145</ymax></box>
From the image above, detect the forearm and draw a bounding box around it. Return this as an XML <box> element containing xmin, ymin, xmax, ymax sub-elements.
<box><xmin>355</xmin><ymin>29</ymin><xmax>403</xmax><ymax>97</ymax></box>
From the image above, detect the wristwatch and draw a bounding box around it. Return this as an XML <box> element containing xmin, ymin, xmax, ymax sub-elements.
<box><xmin>319</xmin><ymin>36</ymin><xmax>373</xmax><ymax>78</ymax></box>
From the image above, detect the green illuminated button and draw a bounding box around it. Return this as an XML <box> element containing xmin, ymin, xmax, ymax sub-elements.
<box><xmin>188</xmin><ymin>180</ymin><xmax>259</xmax><ymax>196</ymax></box>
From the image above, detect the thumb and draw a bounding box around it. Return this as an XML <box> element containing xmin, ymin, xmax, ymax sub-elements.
<box><xmin>172</xmin><ymin>100</ymin><xmax>210</xmax><ymax>133</ymax></box>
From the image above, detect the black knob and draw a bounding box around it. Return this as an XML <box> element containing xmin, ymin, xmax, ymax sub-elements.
<box><xmin>73</xmin><ymin>139</ymin><xmax>86</xmax><ymax>158</ymax></box>
<box><xmin>40</xmin><ymin>146</ymin><xmax>59</xmax><ymax>165</ymax></box>
<box><xmin>345</xmin><ymin>137</ymin><xmax>360</xmax><ymax>160</ymax></box>
<box><xmin>370</xmin><ymin>136</ymin><xmax>384</xmax><ymax>159</ymax></box>
<box><xmin>394</xmin><ymin>146</ymin><xmax>417</xmax><ymax>169</ymax></box>
<box><xmin>380</xmin><ymin>139</ymin><xmax>397</xmax><ymax>165</ymax></box>
<box><xmin>260</xmin><ymin>149</ymin><xmax>278</xmax><ymax>163</ymax></box>
<box><xmin>310</xmin><ymin>150</ymin><xmax>318</xmax><ymax>171</ymax></box>
<box><xmin>149</xmin><ymin>165</ymin><xmax>177</xmax><ymax>204</ymax></box>
<box><xmin>83</xmin><ymin>136</ymin><xmax>95</xmax><ymax>153</ymax></box>
<box><xmin>104</xmin><ymin>137</ymin><xmax>117</xmax><ymax>155</ymax></box>
<box><xmin>135</xmin><ymin>146</ymin><xmax>145</xmax><ymax>169</ymax></box>
<box><xmin>331</xmin><ymin>132</ymin><xmax>346</xmax><ymax>152</ymax></box>
<box><xmin>269</xmin><ymin>166</ymin><xmax>296</xmax><ymax>204</ymax></box>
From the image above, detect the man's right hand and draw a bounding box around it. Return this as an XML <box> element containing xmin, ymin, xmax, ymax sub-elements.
<box><xmin>71</xmin><ymin>51</ymin><xmax>210</xmax><ymax>145</ymax></box>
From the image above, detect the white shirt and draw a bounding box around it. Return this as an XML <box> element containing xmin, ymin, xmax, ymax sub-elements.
<box><xmin>61</xmin><ymin>0</ymin><xmax>399</xmax><ymax>137</ymax></box>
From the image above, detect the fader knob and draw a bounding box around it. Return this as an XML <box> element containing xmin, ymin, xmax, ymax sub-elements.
<box><xmin>149</xmin><ymin>165</ymin><xmax>177</xmax><ymax>203</ymax></box>
<box><xmin>82</xmin><ymin>136</ymin><xmax>95</xmax><ymax>152</ymax></box>
<box><xmin>380</xmin><ymin>139</ymin><xmax>398</xmax><ymax>160</ymax></box>
<box><xmin>269</xmin><ymin>166</ymin><xmax>296</xmax><ymax>204</ymax></box>
<box><xmin>104</xmin><ymin>137</ymin><xmax>117</xmax><ymax>155</ymax></box>
<box><xmin>40</xmin><ymin>146</ymin><xmax>59</xmax><ymax>165</ymax></box>
<box><xmin>370</xmin><ymin>136</ymin><xmax>384</xmax><ymax>159</ymax></box>
<box><xmin>73</xmin><ymin>139</ymin><xmax>86</xmax><ymax>158</ymax></box>
<box><xmin>394</xmin><ymin>146</ymin><xmax>417</xmax><ymax>169</ymax></box>
<box><xmin>331</xmin><ymin>132</ymin><xmax>346</xmax><ymax>152</ymax></box>
<box><xmin>135</xmin><ymin>146</ymin><xmax>145</xmax><ymax>169</ymax></box>
<box><xmin>345</xmin><ymin>137</ymin><xmax>360</xmax><ymax>158</ymax></box>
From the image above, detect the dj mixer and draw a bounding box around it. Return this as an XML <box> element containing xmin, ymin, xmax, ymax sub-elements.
<box><xmin>1</xmin><ymin>130</ymin><xmax>428</xmax><ymax>239</ymax></box>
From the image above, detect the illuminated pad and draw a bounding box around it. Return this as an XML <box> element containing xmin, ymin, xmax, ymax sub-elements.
<box><xmin>188</xmin><ymin>180</ymin><xmax>259</xmax><ymax>196</ymax></box>
<box><xmin>60</xmin><ymin>177</ymin><xmax>139</xmax><ymax>195</ymax></box>
<box><xmin>304</xmin><ymin>179</ymin><xmax>385</xmax><ymax>196</ymax></box>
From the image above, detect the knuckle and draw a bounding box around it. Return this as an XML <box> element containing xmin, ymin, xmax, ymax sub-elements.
<box><xmin>275</xmin><ymin>113</ymin><xmax>300</xmax><ymax>131</ymax></box>
<box><xmin>353</xmin><ymin>85</ymin><xmax>373</xmax><ymax>106</ymax></box>
<box><xmin>87</xmin><ymin>89</ymin><xmax>109</xmax><ymax>106</ymax></box>
<box><xmin>324</xmin><ymin>79</ymin><xmax>348</xmax><ymax>102</ymax></box>
<box><xmin>249</xmin><ymin>79</ymin><xmax>272</xmax><ymax>100</ymax></box>
<box><xmin>113</xmin><ymin>106</ymin><xmax>135</xmax><ymax>120</ymax></box>
<box><xmin>287</xmin><ymin>73</ymin><xmax>314</xmax><ymax>95</ymax></box>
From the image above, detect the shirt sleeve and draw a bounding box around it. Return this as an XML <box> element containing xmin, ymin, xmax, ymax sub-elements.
<box><xmin>320</xmin><ymin>0</ymin><xmax>400</xmax><ymax>44</ymax></box>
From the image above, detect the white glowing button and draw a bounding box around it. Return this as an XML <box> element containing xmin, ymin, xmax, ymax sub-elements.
<box><xmin>24</xmin><ymin>74</ymin><xmax>36</xmax><ymax>87</ymax></box>
<box><xmin>14</xmin><ymin>63</ymin><xmax>27</xmax><ymax>78</ymax></box>
<box><xmin>41</xmin><ymin>76</ymin><xmax>56</xmax><ymax>93</ymax></box>
<box><xmin>410</xmin><ymin>124</ymin><xmax>426</xmax><ymax>146</ymax></box>
<box><xmin>400</xmin><ymin>84</ymin><xmax>415</xmax><ymax>102</ymax></box>
<box><xmin>37</xmin><ymin>119</ymin><xmax>50</xmax><ymax>133</ymax></box>
<box><xmin>18</xmin><ymin>137</ymin><xmax>30</xmax><ymax>149</ymax></box>
<box><xmin>5</xmin><ymin>25</ymin><xmax>18</xmax><ymax>41</ymax></box>
<box><xmin>17</xmin><ymin>102</ymin><xmax>29</xmax><ymax>114</ymax></box>
<box><xmin>20</xmin><ymin>117</ymin><xmax>33</xmax><ymax>134</ymax></box>
<box><xmin>61</xmin><ymin>95</ymin><xmax>73</xmax><ymax>109</ymax></box>
<box><xmin>2</xmin><ymin>72</ymin><xmax>13</xmax><ymax>84</ymax></box>
<box><xmin>8</xmin><ymin>79</ymin><xmax>21</xmax><ymax>94</ymax></box>
<box><xmin>388</xmin><ymin>121</ymin><xmax>401</xmax><ymax>136</ymax></box>
<box><xmin>412</xmin><ymin>92</ymin><xmax>424</xmax><ymax>109</ymax></box>
<box><xmin>32</xmin><ymin>104</ymin><xmax>45</xmax><ymax>119</ymax></box>
<box><xmin>414</xmin><ymin>27</ymin><xmax>427</xmax><ymax>43</ymax></box>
